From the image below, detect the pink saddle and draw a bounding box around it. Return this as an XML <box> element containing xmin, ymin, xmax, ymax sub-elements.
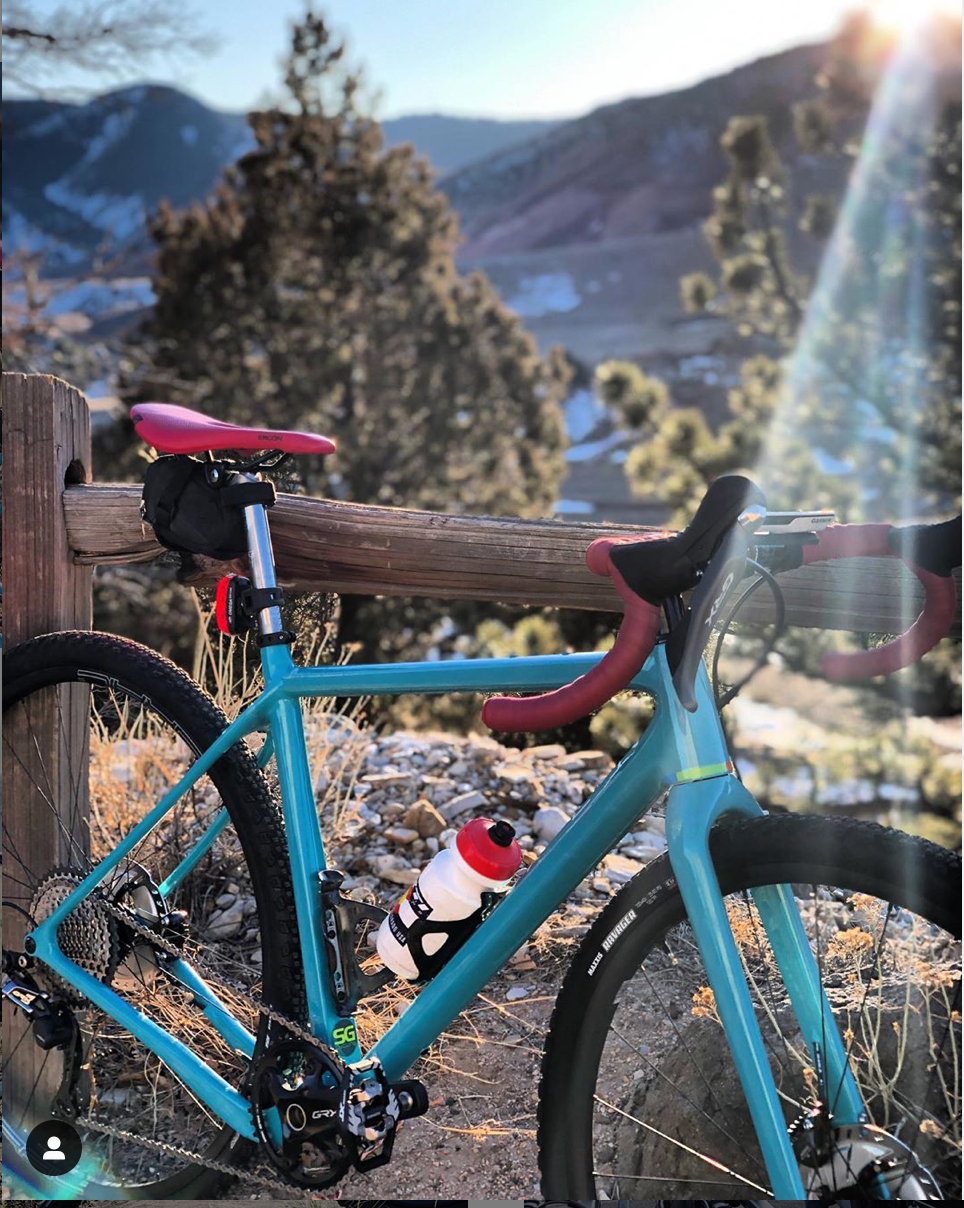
<box><xmin>130</xmin><ymin>403</ymin><xmax>336</xmax><ymax>456</ymax></box>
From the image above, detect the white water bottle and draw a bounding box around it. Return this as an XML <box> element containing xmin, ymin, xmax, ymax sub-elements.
<box><xmin>376</xmin><ymin>817</ymin><xmax>522</xmax><ymax>980</ymax></box>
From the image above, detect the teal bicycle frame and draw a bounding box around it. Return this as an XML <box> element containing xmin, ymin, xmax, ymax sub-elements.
<box><xmin>24</xmin><ymin>497</ymin><xmax>868</xmax><ymax>1200</ymax></box>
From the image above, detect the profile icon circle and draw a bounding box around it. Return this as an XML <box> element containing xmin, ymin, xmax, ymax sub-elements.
<box><xmin>26</xmin><ymin>1119</ymin><xmax>83</xmax><ymax>1175</ymax></box>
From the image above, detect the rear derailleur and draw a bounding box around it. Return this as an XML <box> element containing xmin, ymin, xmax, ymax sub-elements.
<box><xmin>1</xmin><ymin>953</ymin><xmax>86</xmax><ymax>1118</ymax></box>
<box><xmin>251</xmin><ymin>1037</ymin><xmax>428</xmax><ymax>1189</ymax></box>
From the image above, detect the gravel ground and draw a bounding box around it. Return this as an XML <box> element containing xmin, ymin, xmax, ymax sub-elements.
<box><xmin>221</xmin><ymin>729</ymin><xmax>665</xmax><ymax>1199</ymax></box>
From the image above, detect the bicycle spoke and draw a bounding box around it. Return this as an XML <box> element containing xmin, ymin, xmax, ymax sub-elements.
<box><xmin>594</xmin><ymin>1093</ymin><xmax>772</xmax><ymax>1195</ymax></box>
<box><xmin>638</xmin><ymin>960</ymin><xmax>737</xmax><ymax>1125</ymax></box>
<box><xmin>609</xmin><ymin>1020</ymin><xmax>760</xmax><ymax>1168</ymax></box>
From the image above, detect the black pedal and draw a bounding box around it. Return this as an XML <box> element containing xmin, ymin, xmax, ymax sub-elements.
<box><xmin>394</xmin><ymin>1078</ymin><xmax>429</xmax><ymax>1120</ymax></box>
<box><xmin>341</xmin><ymin>1061</ymin><xmax>429</xmax><ymax>1173</ymax></box>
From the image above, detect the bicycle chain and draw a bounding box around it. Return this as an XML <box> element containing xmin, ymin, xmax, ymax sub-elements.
<box><xmin>75</xmin><ymin>1115</ymin><xmax>311</xmax><ymax>1196</ymax></box>
<box><xmin>56</xmin><ymin>895</ymin><xmax>346</xmax><ymax>1193</ymax></box>
<box><xmin>101</xmin><ymin>895</ymin><xmax>333</xmax><ymax>1051</ymax></box>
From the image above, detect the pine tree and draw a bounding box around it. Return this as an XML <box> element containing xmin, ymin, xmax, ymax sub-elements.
<box><xmin>125</xmin><ymin>12</ymin><xmax>569</xmax><ymax>522</ymax></box>
<box><xmin>606</xmin><ymin>16</ymin><xmax>961</xmax><ymax>527</ymax></box>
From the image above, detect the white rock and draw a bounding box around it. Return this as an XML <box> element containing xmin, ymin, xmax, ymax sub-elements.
<box><xmin>385</xmin><ymin>827</ymin><xmax>420</xmax><ymax>846</ymax></box>
<box><xmin>533</xmin><ymin>806</ymin><xmax>568</xmax><ymax>842</ymax></box>
<box><xmin>441</xmin><ymin>790</ymin><xmax>487</xmax><ymax>821</ymax></box>
<box><xmin>207</xmin><ymin>900</ymin><xmax>246</xmax><ymax>938</ymax></box>
<box><xmin>602</xmin><ymin>853</ymin><xmax>644</xmax><ymax>884</ymax></box>
<box><xmin>362</xmin><ymin>771</ymin><xmax>415</xmax><ymax>790</ymax></box>
<box><xmin>505</xmin><ymin>986</ymin><xmax>529</xmax><ymax>1001</ymax></box>
<box><xmin>381</xmin><ymin>866</ymin><xmax>420</xmax><ymax>886</ymax></box>
<box><xmin>525</xmin><ymin>743</ymin><xmax>567</xmax><ymax>760</ymax></box>
<box><xmin>561</xmin><ymin>750</ymin><xmax>610</xmax><ymax>771</ymax></box>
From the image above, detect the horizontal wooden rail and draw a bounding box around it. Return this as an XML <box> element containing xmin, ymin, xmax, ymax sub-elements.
<box><xmin>63</xmin><ymin>483</ymin><xmax>961</xmax><ymax>634</ymax></box>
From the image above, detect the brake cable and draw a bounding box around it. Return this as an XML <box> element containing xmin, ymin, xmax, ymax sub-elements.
<box><xmin>711</xmin><ymin>557</ymin><xmax>786</xmax><ymax>710</ymax></box>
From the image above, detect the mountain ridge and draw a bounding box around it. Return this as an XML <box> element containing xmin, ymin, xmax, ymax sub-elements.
<box><xmin>2</xmin><ymin>89</ymin><xmax>559</xmax><ymax>272</ymax></box>
<box><xmin>442</xmin><ymin>41</ymin><xmax>830</xmax><ymax>257</ymax></box>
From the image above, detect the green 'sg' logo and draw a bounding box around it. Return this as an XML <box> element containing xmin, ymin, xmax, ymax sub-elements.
<box><xmin>333</xmin><ymin>1021</ymin><xmax>357</xmax><ymax>1049</ymax></box>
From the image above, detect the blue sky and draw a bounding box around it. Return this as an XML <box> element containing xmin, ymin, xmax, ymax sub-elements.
<box><xmin>22</xmin><ymin>0</ymin><xmax>890</xmax><ymax>117</ymax></box>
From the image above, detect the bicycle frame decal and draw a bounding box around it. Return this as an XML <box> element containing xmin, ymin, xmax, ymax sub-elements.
<box><xmin>24</xmin><ymin>637</ymin><xmax>864</xmax><ymax>1197</ymax></box>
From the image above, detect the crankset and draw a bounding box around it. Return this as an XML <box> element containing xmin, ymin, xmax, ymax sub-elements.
<box><xmin>251</xmin><ymin>1038</ymin><xmax>428</xmax><ymax>1189</ymax></box>
<box><xmin>9</xmin><ymin>871</ymin><xmax>430</xmax><ymax>1193</ymax></box>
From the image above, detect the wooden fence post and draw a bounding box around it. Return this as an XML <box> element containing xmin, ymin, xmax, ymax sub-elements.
<box><xmin>2</xmin><ymin>373</ymin><xmax>93</xmax><ymax>1132</ymax></box>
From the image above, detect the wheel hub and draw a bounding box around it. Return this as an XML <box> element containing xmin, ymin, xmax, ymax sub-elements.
<box><xmin>804</xmin><ymin>1122</ymin><xmax>941</xmax><ymax>1199</ymax></box>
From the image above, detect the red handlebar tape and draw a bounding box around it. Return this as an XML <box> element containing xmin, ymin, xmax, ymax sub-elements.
<box><xmin>482</xmin><ymin>536</ymin><xmax>662</xmax><ymax>732</ymax></box>
<box><xmin>802</xmin><ymin>523</ymin><xmax>957</xmax><ymax>680</ymax></box>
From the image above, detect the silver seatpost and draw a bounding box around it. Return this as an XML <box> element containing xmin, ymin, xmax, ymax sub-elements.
<box><xmin>240</xmin><ymin>475</ymin><xmax>284</xmax><ymax>638</ymax></box>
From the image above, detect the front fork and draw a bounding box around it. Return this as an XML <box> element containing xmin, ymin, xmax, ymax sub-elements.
<box><xmin>666</xmin><ymin>774</ymin><xmax>868</xmax><ymax>1200</ymax></box>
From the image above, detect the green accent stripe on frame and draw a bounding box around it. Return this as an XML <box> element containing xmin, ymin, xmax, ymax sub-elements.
<box><xmin>675</xmin><ymin>760</ymin><xmax>734</xmax><ymax>783</ymax></box>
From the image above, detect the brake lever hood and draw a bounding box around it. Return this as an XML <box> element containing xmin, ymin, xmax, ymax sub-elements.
<box><xmin>668</xmin><ymin>525</ymin><xmax>751</xmax><ymax>712</ymax></box>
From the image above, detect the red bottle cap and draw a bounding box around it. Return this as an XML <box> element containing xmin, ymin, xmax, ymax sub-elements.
<box><xmin>455</xmin><ymin>817</ymin><xmax>522</xmax><ymax>882</ymax></box>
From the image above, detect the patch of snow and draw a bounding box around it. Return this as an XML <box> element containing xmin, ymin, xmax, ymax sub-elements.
<box><xmin>84</xmin><ymin>378</ymin><xmax>112</xmax><ymax>399</ymax></box>
<box><xmin>181</xmin><ymin>124</ymin><xmax>199</xmax><ymax>146</ymax></box>
<box><xmin>507</xmin><ymin>272</ymin><xmax>581</xmax><ymax>318</ymax></box>
<box><xmin>553</xmin><ymin>499</ymin><xmax>595</xmax><ymax>515</ymax></box>
<box><xmin>42</xmin><ymin>277</ymin><xmax>155</xmax><ymax>318</ymax></box>
<box><xmin>43</xmin><ymin>182</ymin><xmax>145</xmax><ymax>240</ymax></box>
<box><xmin>563</xmin><ymin>388</ymin><xmax>605</xmax><ymax>442</ymax></box>
<box><xmin>813</xmin><ymin>447</ymin><xmax>853</xmax><ymax>475</ymax></box>
<box><xmin>40</xmin><ymin>105</ymin><xmax>145</xmax><ymax>240</ymax></box>
<box><xmin>678</xmin><ymin>353</ymin><xmax>726</xmax><ymax>381</ymax></box>
<box><xmin>82</xmin><ymin>107</ymin><xmax>138</xmax><ymax>166</ymax></box>
<box><xmin>2</xmin><ymin>208</ymin><xmax>87</xmax><ymax>267</ymax></box>
<box><xmin>566</xmin><ymin>431</ymin><xmax>625</xmax><ymax>463</ymax></box>
<box><xmin>26</xmin><ymin>110</ymin><xmax>69</xmax><ymax>137</ymax></box>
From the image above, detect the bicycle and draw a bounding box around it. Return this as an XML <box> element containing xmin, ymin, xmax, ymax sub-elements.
<box><xmin>2</xmin><ymin>402</ymin><xmax>960</xmax><ymax>1201</ymax></box>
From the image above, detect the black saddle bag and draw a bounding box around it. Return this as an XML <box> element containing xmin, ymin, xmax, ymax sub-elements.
<box><xmin>141</xmin><ymin>456</ymin><xmax>249</xmax><ymax>560</ymax></box>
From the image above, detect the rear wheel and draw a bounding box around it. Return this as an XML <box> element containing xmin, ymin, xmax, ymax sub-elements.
<box><xmin>2</xmin><ymin>631</ymin><xmax>305</xmax><ymax>1198</ymax></box>
<box><xmin>539</xmin><ymin>814</ymin><xmax>961</xmax><ymax>1200</ymax></box>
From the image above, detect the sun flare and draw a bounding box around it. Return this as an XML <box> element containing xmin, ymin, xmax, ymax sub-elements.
<box><xmin>868</xmin><ymin>0</ymin><xmax>961</xmax><ymax>33</ymax></box>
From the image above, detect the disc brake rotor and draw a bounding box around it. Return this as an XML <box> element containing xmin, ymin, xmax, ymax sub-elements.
<box><xmin>807</xmin><ymin>1122</ymin><xmax>941</xmax><ymax>1199</ymax></box>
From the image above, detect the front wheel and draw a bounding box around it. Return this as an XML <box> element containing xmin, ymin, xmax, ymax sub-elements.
<box><xmin>539</xmin><ymin>814</ymin><xmax>961</xmax><ymax>1200</ymax></box>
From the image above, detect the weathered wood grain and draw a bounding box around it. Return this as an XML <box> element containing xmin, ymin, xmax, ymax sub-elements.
<box><xmin>62</xmin><ymin>481</ymin><xmax>961</xmax><ymax>634</ymax></box>
<box><xmin>2</xmin><ymin>372</ymin><xmax>93</xmax><ymax>1124</ymax></box>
